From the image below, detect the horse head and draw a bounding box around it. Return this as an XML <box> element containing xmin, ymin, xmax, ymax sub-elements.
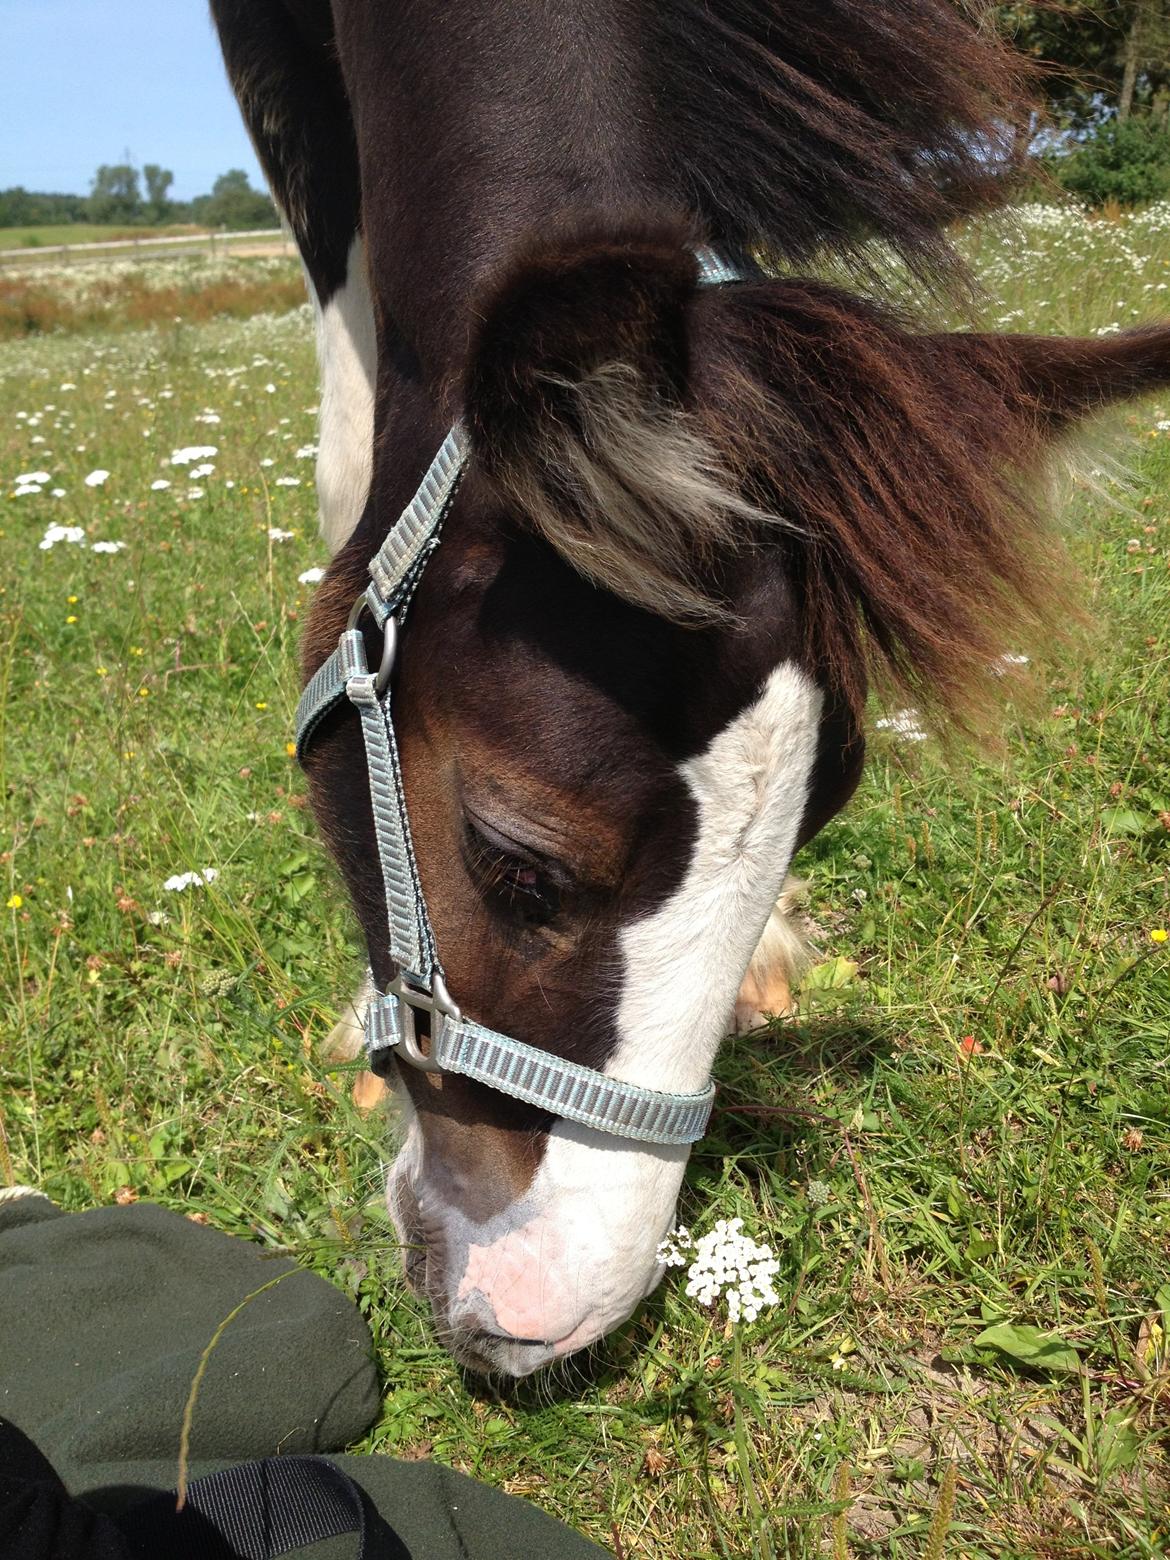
<box><xmin>211</xmin><ymin>0</ymin><xmax>1170</xmax><ymax>1376</ymax></box>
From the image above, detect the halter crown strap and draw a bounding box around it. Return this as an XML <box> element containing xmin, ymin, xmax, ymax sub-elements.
<box><xmin>294</xmin><ymin>248</ymin><xmax>754</xmax><ymax>1146</ymax></box>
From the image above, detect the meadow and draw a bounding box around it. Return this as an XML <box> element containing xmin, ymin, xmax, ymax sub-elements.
<box><xmin>1</xmin><ymin>205</ymin><xmax>1168</xmax><ymax>1558</ymax></box>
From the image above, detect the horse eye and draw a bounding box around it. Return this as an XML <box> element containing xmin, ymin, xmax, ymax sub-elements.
<box><xmin>461</xmin><ymin>814</ymin><xmax>563</xmax><ymax>924</ymax></box>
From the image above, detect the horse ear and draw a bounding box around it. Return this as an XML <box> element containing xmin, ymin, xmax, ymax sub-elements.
<box><xmin>462</xmin><ymin>223</ymin><xmax>759</xmax><ymax>621</ymax></box>
<box><xmin>465</xmin><ymin>222</ymin><xmax>697</xmax><ymax>457</ymax></box>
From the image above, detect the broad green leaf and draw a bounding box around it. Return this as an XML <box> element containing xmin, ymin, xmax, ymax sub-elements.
<box><xmin>802</xmin><ymin>957</ymin><xmax>859</xmax><ymax>991</ymax></box>
<box><xmin>974</xmin><ymin>1322</ymin><xmax>1081</xmax><ymax>1375</ymax></box>
<box><xmin>1100</xmin><ymin>807</ymin><xmax>1146</xmax><ymax>836</ymax></box>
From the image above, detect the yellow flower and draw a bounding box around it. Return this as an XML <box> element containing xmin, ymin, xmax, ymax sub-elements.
<box><xmin>6</xmin><ymin>893</ymin><xmax>22</xmax><ymax>909</ymax></box>
<box><xmin>95</xmin><ymin>666</ymin><xmax>108</xmax><ymax>677</ymax></box>
<box><xmin>285</xmin><ymin>741</ymin><xmax>296</xmax><ymax>757</ymax></box>
<box><xmin>67</xmin><ymin>595</ymin><xmax>78</xmax><ymax>604</ymax></box>
<box><xmin>129</xmin><ymin>646</ymin><xmax>144</xmax><ymax>657</ymax></box>
<box><xmin>137</xmin><ymin>687</ymin><xmax>149</xmax><ymax>698</ymax></box>
<box><xmin>65</xmin><ymin>615</ymin><xmax>77</xmax><ymax>624</ymax></box>
<box><xmin>255</xmin><ymin>701</ymin><xmax>268</xmax><ymax>711</ymax></box>
<box><xmin>1152</xmin><ymin>928</ymin><xmax>1168</xmax><ymax>944</ymax></box>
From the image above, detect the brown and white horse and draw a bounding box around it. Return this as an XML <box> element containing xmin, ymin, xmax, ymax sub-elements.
<box><xmin>211</xmin><ymin>0</ymin><xmax>1170</xmax><ymax>1377</ymax></box>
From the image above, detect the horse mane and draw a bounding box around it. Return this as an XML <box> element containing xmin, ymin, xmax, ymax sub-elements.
<box><xmin>465</xmin><ymin>220</ymin><xmax>1170</xmax><ymax>728</ymax></box>
<box><xmin>651</xmin><ymin>0</ymin><xmax>1028</xmax><ymax>279</ymax></box>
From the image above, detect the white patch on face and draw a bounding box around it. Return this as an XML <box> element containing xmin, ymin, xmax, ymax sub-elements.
<box><xmin>391</xmin><ymin>661</ymin><xmax>823</xmax><ymax>1369</ymax></box>
<box><xmin>612</xmin><ymin>659</ymin><xmax>823</xmax><ymax>1092</ymax></box>
<box><xmin>305</xmin><ymin>233</ymin><xmax>376</xmax><ymax>553</ymax></box>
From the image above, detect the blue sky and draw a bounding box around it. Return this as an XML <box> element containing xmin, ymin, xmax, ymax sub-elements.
<box><xmin>2</xmin><ymin>1</ymin><xmax>266</xmax><ymax>200</ymax></box>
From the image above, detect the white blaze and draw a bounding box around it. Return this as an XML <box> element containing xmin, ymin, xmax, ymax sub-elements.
<box><xmin>611</xmin><ymin>660</ymin><xmax>823</xmax><ymax>1092</ymax></box>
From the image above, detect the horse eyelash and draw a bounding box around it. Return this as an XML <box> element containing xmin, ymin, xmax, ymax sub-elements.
<box><xmin>461</xmin><ymin>819</ymin><xmax>561</xmax><ymax>919</ymax></box>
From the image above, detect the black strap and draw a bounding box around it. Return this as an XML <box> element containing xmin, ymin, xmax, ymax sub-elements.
<box><xmin>119</xmin><ymin>1456</ymin><xmax>408</xmax><ymax>1560</ymax></box>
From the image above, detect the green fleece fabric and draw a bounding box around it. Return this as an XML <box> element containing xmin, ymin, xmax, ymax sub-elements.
<box><xmin>0</xmin><ymin>1193</ymin><xmax>379</xmax><ymax>1472</ymax></box>
<box><xmin>0</xmin><ymin>1193</ymin><xmax>608</xmax><ymax>1558</ymax></box>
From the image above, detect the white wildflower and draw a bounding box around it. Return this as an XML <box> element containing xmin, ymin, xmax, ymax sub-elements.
<box><xmin>267</xmin><ymin>526</ymin><xmax>294</xmax><ymax>542</ymax></box>
<box><xmin>163</xmin><ymin>867</ymin><xmax>220</xmax><ymax>893</ymax></box>
<box><xmin>656</xmin><ymin>1226</ymin><xmax>693</xmax><ymax>1268</ymax></box>
<box><xmin>150</xmin><ymin>479</ymin><xmax>171</xmax><ymax>491</ymax></box>
<box><xmin>84</xmin><ymin>469</ymin><xmax>110</xmax><ymax>487</ymax></box>
<box><xmin>274</xmin><ymin>476</ymin><xmax>300</xmax><ymax>487</ymax></box>
<box><xmin>169</xmin><ymin>445</ymin><xmax>218</xmax><ymax>466</ymax></box>
<box><xmin>297</xmin><ymin>566</ymin><xmax>326</xmax><ymax>585</ymax></box>
<box><xmin>874</xmin><ymin>707</ymin><xmax>928</xmax><ymax>742</ymax></box>
<box><xmin>660</xmin><ymin>1217</ymin><xmax>780</xmax><ymax>1325</ymax></box>
<box><xmin>16</xmin><ymin>471</ymin><xmax>51</xmax><ymax>484</ymax></box>
<box><xmin>90</xmin><ymin>541</ymin><xmax>125</xmax><ymax>554</ymax></box>
<box><xmin>990</xmin><ymin>652</ymin><xmax>1031</xmax><ymax>677</ymax></box>
<box><xmin>188</xmin><ymin>462</ymin><xmax>215</xmax><ymax>479</ymax></box>
<box><xmin>39</xmin><ymin>524</ymin><xmax>86</xmax><ymax>550</ymax></box>
<box><xmin>678</xmin><ymin>1217</ymin><xmax>780</xmax><ymax>1325</ymax></box>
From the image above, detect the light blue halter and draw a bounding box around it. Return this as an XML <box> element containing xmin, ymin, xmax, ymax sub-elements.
<box><xmin>295</xmin><ymin>248</ymin><xmax>753</xmax><ymax>1145</ymax></box>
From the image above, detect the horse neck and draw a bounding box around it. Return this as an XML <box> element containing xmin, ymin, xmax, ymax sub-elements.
<box><xmin>335</xmin><ymin>0</ymin><xmax>664</xmax><ymax>390</ymax></box>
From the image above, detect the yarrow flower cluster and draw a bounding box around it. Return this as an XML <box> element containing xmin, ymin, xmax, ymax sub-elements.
<box><xmin>298</xmin><ymin>566</ymin><xmax>325</xmax><ymax>585</ymax></box>
<box><xmin>657</xmin><ymin>1217</ymin><xmax>780</xmax><ymax>1325</ymax></box>
<box><xmin>163</xmin><ymin>867</ymin><xmax>220</xmax><ymax>893</ymax></box>
<box><xmin>169</xmin><ymin>445</ymin><xmax>218</xmax><ymax>466</ymax></box>
<box><xmin>39</xmin><ymin>524</ymin><xmax>86</xmax><ymax>550</ymax></box>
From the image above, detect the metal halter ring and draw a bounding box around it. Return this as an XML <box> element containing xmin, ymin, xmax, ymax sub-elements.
<box><xmin>347</xmin><ymin>593</ymin><xmax>397</xmax><ymax>697</ymax></box>
<box><xmin>387</xmin><ymin>969</ymin><xmax>462</xmax><ymax>1074</ymax></box>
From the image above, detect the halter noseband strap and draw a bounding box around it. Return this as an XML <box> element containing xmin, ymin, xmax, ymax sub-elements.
<box><xmin>294</xmin><ymin>247</ymin><xmax>754</xmax><ymax>1146</ymax></box>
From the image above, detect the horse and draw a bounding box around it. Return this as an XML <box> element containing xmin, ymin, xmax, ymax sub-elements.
<box><xmin>210</xmin><ymin>0</ymin><xmax>1170</xmax><ymax>1378</ymax></box>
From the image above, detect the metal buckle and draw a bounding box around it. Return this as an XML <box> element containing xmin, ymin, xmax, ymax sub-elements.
<box><xmin>347</xmin><ymin>592</ymin><xmax>397</xmax><ymax>697</ymax></box>
<box><xmin>388</xmin><ymin>969</ymin><xmax>462</xmax><ymax>1074</ymax></box>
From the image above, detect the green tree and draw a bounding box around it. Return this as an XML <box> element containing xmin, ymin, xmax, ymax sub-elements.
<box><xmin>194</xmin><ymin>169</ymin><xmax>276</xmax><ymax>231</ymax></box>
<box><xmin>142</xmin><ymin>164</ymin><xmax>174</xmax><ymax>224</ymax></box>
<box><xmin>87</xmin><ymin>164</ymin><xmax>142</xmax><ymax>225</ymax></box>
<box><xmin>995</xmin><ymin>2</ymin><xmax>1170</xmax><ymax>127</ymax></box>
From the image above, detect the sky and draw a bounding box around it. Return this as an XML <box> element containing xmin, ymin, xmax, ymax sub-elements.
<box><xmin>1</xmin><ymin>1</ymin><xmax>266</xmax><ymax>200</ymax></box>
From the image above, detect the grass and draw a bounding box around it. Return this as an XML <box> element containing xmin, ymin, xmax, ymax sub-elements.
<box><xmin>1</xmin><ymin>203</ymin><xmax>1169</xmax><ymax>1558</ymax></box>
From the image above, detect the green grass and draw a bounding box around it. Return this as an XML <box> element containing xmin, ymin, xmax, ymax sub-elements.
<box><xmin>2</xmin><ymin>204</ymin><xmax>1169</xmax><ymax>1558</ymax></box>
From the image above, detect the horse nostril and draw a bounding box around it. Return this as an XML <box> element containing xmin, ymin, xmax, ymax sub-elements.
<box><xmin>451</xmin><ymin>1327</ymin><xmax>557</xmax><ymax>1379</ymax></box>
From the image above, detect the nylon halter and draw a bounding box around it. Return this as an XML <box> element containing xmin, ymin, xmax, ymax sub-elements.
<box><xmin>295</xmin><ymin>248</ymin><xmax>753</xmax><ymax>1145</ymax></box>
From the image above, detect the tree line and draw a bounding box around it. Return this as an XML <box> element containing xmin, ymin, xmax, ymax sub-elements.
<box><xmin>0</xmin><ymin>163</ymin><xmax>277</xmax><ymax>232</ymax></box>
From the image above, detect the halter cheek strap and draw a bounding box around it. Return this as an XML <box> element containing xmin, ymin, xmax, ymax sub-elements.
<box><xmin>294</xmin><ymin>247</ymin><xmax>754</xmax><ymax>1146</ymax></box>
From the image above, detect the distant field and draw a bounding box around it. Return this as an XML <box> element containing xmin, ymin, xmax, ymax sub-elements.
<box><xmin>1</xmin><ymin>208</ymin><xmax>1168</xmax><ymax>1558</ymax></box>
<box><xmin>0</xmin><ymin>252</ymin><xmax>306</xmax><ymax>338</ymax></box>
<box><xmin>0</xmin><ymin>223</ymin><xmax>209</xmax><ymax>251</ymax></box>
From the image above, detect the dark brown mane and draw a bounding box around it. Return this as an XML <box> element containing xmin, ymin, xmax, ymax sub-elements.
<box><xmin>465</xmin><ymin>220</ymin><xmax>1170</xmax><ymax>730</ymax></box>
<box><xmin>651</xmin><ymin>0</ymin><xmax>1028</xmax><ymax>280</ymax></box>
